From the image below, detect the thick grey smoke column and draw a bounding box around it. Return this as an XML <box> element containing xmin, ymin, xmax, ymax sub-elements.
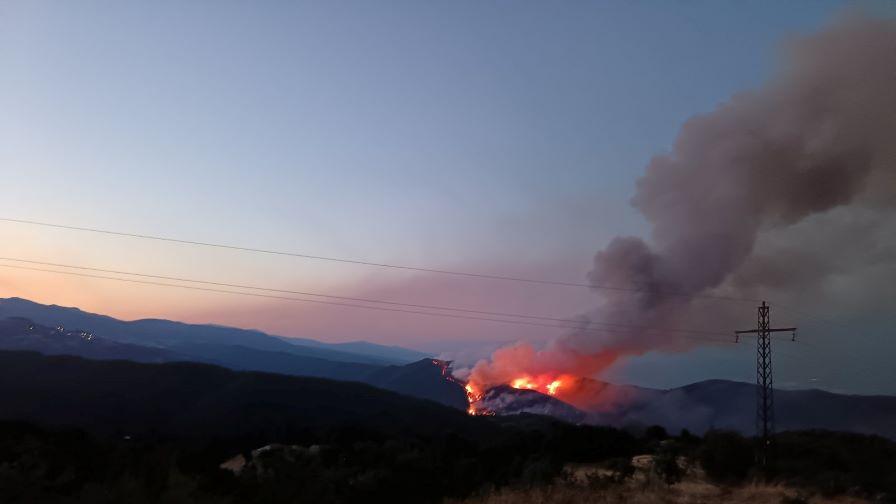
<box><xmin>579</xmin><ymin>14</ymin><xmax>896</xmax><ymax>353</ymax></box>
<box><xmin>467</xmin><ymin>14</ymin><xmax>896</xmax><ymax>389</ymax></box>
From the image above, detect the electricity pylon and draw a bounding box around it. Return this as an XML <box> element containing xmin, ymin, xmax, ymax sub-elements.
<box><xmin>735</xmin><ymin>301</ymin><xmax>796</xmax><ymax>469</ymax></box>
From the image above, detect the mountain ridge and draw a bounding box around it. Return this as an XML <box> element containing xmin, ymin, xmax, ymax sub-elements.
<box><xmin>483</xmin><ymin>376</ymin><xmax>896</xmax><ymax>439</ymax></box>
<box><xmin>0</xmin><ymin>297</ymin><xmax>428</xmax><ymax>365</ymax></box>
<box><xmin>0</xmin><ymin>316</ymin><xmax>467</xmax><ymax>409</ymax></box>
<box><xmin>0</xmin><ymin>350</ymin><xmax>488</xmax><ymax>443</ymax></box>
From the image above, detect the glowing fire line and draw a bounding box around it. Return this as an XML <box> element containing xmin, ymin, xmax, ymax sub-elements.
<box><xmin>464</xmin><ymin>376</ymin><xmax>566</xmax><ymax>416</ymax></box>
<box><xmin>509</xmin><ymin>376</ymin><xmax>563</xmax><ymax>396</ymax></box>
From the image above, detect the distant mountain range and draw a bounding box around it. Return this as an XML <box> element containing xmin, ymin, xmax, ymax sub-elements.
<box><xmin>0</xmin><ymin>350</ymin><xmax>487</xmax><ymax>443</ymax></box>
<box><xmin>0</xmin><ymin>317</ymin><xmax>185</xmax><ymax>363</ymax></box>
<box><xmin>598</xmin><ymin>378</ymin><xmax>896</xmax><ymax>439</ymax></box>
<box><xmin>0</xmin><ymin>299</ymin><xmax>465</xmax><ymax>409</ymax></box>
<box><xmin>0</xmin><ymin>297</ymin><xmax>430</xmax><ymax>365</ymax></box>
<box><xmin>3</xmin><ymin>297</ymin><xmax>895</xmax><ymax>440</ymax></box>
<box><xmin>481</xmin><ymin>378</ymin><xmax>896</xmax><ymax>439</ymax></box>
<box><xmin>276</xmin><ymin>336</ymin><xmax>432</xmax><ymax>364</ymax></box>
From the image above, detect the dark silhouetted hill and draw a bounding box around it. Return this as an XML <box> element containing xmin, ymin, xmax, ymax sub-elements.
<box><xmin>366</xmin><ymin>359</ymin><xmax>468</xmax><ymax>410</ymax></box>
<box><xmin>0</xmin><ymin>317</ymin><xmax>467</xmax><ymax>410</ymax></box>
<box><xmin>0</xmin><ymin>350</ymin><xmax>485</xmax><ymax>444</ymax></box>
<box><xmin>170</xmin><ymin>342</ymin><xmax>381</xmax><ymax>381</ymax></box>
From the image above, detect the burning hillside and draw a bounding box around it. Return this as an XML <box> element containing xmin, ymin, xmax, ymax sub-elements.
<box><xmin>457</xmin><ymin>342</ymin><xmax>623</xmax><ymax>415</ymax></box>
<box><xmin>464</xmin><ymin>371</ymin><xmax>569</xmax><ymax>414</ymax></box>
<box><xmin>470</xmin><ymin>385</ymin><xmax>587</xmax><ymax>424</ymax></box>
<box><xmin>462</xmin><ymin>369</ymin><xmax>645</xmax><ymax>419</ymax></box>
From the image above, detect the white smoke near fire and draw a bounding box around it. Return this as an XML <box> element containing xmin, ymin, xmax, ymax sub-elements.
<box><xmin>460</xmin><ymin>13</ymin><xmax>896</xmax><ymax>407</ymax></box>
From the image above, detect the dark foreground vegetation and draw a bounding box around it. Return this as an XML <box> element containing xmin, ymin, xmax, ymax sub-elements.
<box><xmin>0</xmin><ymin>351</ymin><xmax>894</xmax><ymax>503</ymax></box>
<box><xmin>0</xmin><ymin>418</ymin><xmax>644</xmax><ymax>503</ymax></box>
<box><xmin>3</xmin><ymin>421</ymin><xmax>894</xmax><ymax>503</ymax></box>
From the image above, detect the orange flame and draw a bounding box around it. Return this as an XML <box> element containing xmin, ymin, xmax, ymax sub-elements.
<box><xmin>463</xmin><ymin>372</ymin><xmax>575</xmax><ymax>415</ymax></box>
<box><xmin>510</xmin><ymin>377</ymin><xmax>537</xmax><ymax>390</ymax></box>
<box><xmin>507</xmin><ymin>375</ymin><xmax>566</xmax><ymax>396</ymax></box>
<box><xmin>546</xmin><ymin>379</ymin><xmax>562</xmax><ymax>395</ymax></box>
<box><xmin>465</xmin><ymin>383</ymin><xmax>486</xmax><ymax>415</ymax></box>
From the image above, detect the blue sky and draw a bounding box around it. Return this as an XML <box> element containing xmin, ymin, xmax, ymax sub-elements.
<box><xmin>1</xmin><ymin>1</ymin><xmax>893</xmax><ymax>393</ymax></box>
<box><xmin>2</xmin><ymin>1</ymin><xmax>847</xmax><ymax>264</ymax></box>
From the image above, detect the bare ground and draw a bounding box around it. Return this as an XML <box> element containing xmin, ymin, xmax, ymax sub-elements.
<box><xmin>446</xmin><ymin>457</ymin><xmax>871</xmax><ymax>504</ymax></box>
<box><xmin>446</xmin><ymin>482</ymin><xmax>870</xmax><ymax>504</ymax></box>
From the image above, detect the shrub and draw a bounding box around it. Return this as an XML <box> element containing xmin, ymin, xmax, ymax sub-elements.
<box><xmin>644</xmin><ymin>425</ymin><xmax>668</xmax><ymax>442</ymax></box>
<box><xmin>652</xmin><ymin>443</ymin><xmax>683</xmax><ymax>485</ymax></box>
<box><xmin>605</xmin><ymin>457</ymin><xmax>635</xmax><ymax>483</ymax></box>
<box><xmin>699</xmin><ymin>430</ymin><xmax>754</xmax><ymax>484</ymax></box>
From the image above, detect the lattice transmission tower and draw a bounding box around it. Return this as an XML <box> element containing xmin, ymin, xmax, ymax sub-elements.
<box><xmin>735</xmin><ymin>301</ymin><xmax>796</xmax><ymax>468</ymax></box>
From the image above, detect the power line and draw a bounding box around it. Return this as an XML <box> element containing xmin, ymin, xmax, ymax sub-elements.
<box><xmin>0</xmin><ymin>262</ymin><xmax>736</xmax><ymax>345</ymax></box>
<box><xmin>0</xmin><ymin>256</ymin><xmax>730</xmax><ymax>338</ymax></box>
<box><xmin>0</xmin><ymin>217</ymin><xmax>760</xmax><ymax>303</ymax></box>
<box><xmin>0</xmin><ymin>218</ymin><xmax>593</xmax><ymax>286</ymax></box>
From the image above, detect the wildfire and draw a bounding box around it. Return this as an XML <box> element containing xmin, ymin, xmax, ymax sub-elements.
<box><xmin>510</xmin><ymin>378</ymin><xmax>536</xmax><ymax>390</ymax></box>
<box><xmin>465</xmin><ymin>383</ymin><xmax>490</xmax><ymax>415</ymax></box>
<box><xmin>462</xmin><ymin>375</ymin><xmax>578</xmax><ymax>415</ymax></box>
<box><xmin>429</xmin><ymin>359</ymin><xmax>489</xmax><ymax>415</ymax></box>
<box><xmin>454</xmin><ymin>354</ymin><xmax>578</xmax><ymax>415</ymax></box>
<box><xmin>546</xmin><ymin>380</ymin><xmax>562</xmax><ymax>395</ymax></box>
<box><xmin>509</xmin><ymin>375</ymin><xmax>564</xmax><ymax>396</ymax></box>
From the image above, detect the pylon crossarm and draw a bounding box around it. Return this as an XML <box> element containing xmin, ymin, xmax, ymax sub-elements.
<box><xmin>736</xmin><ymin>328</ymin><xmax>796</xmax><ymax>334</ymax></box>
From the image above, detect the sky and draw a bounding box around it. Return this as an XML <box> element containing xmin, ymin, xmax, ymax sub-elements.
<box><xmin>1</xmin><ymin>1</ymin><xmax>893</xmax><ymax>394</ymax></box>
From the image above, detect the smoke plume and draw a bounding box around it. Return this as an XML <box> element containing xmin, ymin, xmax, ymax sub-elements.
<box><xmin>466</xmin><ymin>14</ymin><xmax>896</xmax><ymax>393</ymax></box>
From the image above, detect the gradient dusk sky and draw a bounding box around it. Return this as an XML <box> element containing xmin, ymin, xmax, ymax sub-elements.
<box><xmin>2</xmin><ymin>2</ymin><xmax>894</xmax><ymax>394</ymax></box>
